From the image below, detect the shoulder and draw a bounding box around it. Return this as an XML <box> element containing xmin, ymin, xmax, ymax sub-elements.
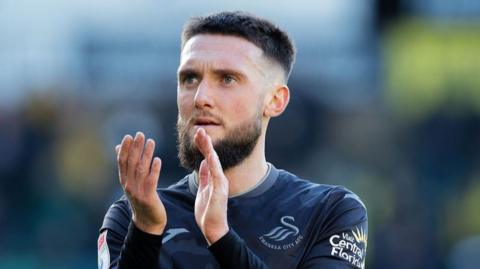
<box><xmin>100</xmin><ymin>195</ymin><xmax>131</xmax><ymax>235</ymax></box>
<box><xmin>321</xmin><ymin>185</ymin><xmax>367</xmax><ymax>232</ymax></box>
<box><xmin>277</xmin><ymin>169</ymin><xmax>365</xmax><ymax>202</ymax></box>
<box><xmin>275</xmin><ymin>169</ymin><xmax>367</xmax><ymax>223</ymax></box>
<box><xmin>164</xmin><ymin>175</ymin><xmax>190</xmax><ymax>192</ymax></box>
<box><xmin>160</xmin><ymin>175</ymin><xmax>195</xmax><ymax>204</ymax></box>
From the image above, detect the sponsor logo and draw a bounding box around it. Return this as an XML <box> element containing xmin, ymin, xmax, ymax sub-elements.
<box><xmin>162</xmin><ymin>228</ymin><xmax>190</xmax><ymax>244</ymax></box>
<box><xmin>98</xmin><ymin>231</ymin><xmax>110</xmax><ymax>269</ymax></box>
<box><xmin>259</xmin><ymin>216</ymin><xmax>303</xmax><ymax>250</ymax></box>
<box><xmin>352</xmin><ymin>226</ymin><xmax>368</xmax><ymax>245</ymax></box>
<box><xmin>329</xmin><ymin>226</ymin><xmax>367</xmax><ymax>269</ymax></box>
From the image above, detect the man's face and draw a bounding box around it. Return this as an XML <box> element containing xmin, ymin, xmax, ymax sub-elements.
<box><xmin>176</xmin><ymin>34</ymin><xmax>270</xmax><ymax>171</ymax></box>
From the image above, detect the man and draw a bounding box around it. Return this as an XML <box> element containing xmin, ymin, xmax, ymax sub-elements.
<box><xmin>99</xmin><ymin>11</ymin><xmax>368</xmax><ymax>269</ymax></box>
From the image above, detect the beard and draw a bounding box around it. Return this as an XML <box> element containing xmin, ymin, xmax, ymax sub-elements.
<box><xmin>177</xmin><ymin>112</ymin><xmax>262</xmax><ymax>172</ymax></box>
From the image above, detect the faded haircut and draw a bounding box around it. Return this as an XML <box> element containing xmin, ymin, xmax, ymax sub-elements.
<box><xmin>181</xmin><ymin>11</ymin><xmax>296</xmax><ymax>81</ymax></box>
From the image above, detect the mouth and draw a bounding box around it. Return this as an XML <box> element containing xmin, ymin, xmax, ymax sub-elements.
<box><xmin>193</xmin><ymin>117</ymin><xmax>221</xmax><ymax>127</ymax></box>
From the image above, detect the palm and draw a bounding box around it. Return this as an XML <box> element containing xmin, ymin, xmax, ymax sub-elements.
<box><xmin>116</xmin><ymin>132</ymin><xmax>167</xmax><ymax>235</ymax></box>
<box><xmin>194</xmin><ymin>175</ymin><xmax>210</xmax><ymax>229</ymax></box>
<box><xmin>193</xmin><ymin>128</ymin><xmax>230</xmax><ymax>245</ymax></box>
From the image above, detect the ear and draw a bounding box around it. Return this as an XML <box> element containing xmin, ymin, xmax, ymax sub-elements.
<box><xmin>264</xmin><ymin>85</ymin><xmax>290</xmax><ymax>118</ymax></box>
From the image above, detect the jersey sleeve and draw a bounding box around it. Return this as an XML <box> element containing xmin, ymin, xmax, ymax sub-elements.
<box><xmin>98</xmin><ymin>196</ymin><xmax>163</xmax><ymax>269</ymax></box>
<box><xmin>300</xmin><ymin>187</ymin><xmax>368</xmax><ymax>269</ymax></box>
<box><xmin>209</xmin><ymin>228</ymin><xmax>269</xmax><ymax>269</ymax></box>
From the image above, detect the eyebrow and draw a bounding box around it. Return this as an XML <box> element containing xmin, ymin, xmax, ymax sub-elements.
<box><xmin>177</xmin><ymin>67</ymin><xmax>247</xmax><ymax>81</ymax></box>
<box><xmin>177</xmin><ymin>68</ymin><xmax>199</xmax><ymax>80</ymax></box>
<box><xmin>211</xmin><ymin>68</ymin><xmax>246</xmax><ymax>80</ymax></box>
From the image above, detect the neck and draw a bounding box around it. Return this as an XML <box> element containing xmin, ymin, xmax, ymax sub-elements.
<box><xmin>223</xmin><ymin>136</ymin><xmax>268</xmax><ymax>197</ymax></box>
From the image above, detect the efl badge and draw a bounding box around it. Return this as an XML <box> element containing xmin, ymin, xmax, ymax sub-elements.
<box><xmin>98</xmin><ymin>231</ymin><xmax>110</xmax><ymax>269</ymax></box>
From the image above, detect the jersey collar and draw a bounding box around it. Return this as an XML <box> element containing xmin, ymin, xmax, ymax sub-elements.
<box><xmin>187</xmin><ymin>163</ymin><xmax>279</xmax><ymax>199</ymax></box>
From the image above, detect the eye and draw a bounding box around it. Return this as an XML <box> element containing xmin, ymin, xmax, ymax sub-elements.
<box><xmin>181</xmin><ymin>74</ymin><xmax>199</xmax><ymax>87</ymax></box>
<box><xmin>222</xmin><ymin>75</ymin><xmax>236</xmax><ymax>85</ymax></box>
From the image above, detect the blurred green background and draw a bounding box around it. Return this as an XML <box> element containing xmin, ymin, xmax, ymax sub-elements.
<box><xmin>1</xmin><ymin>0</ymin><xmax>479</xmax><ymax>268</ymax></box>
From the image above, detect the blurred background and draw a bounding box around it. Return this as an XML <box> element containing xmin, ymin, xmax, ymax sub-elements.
<box><xmin>1</xmin><ymin>0</ymin><xmax>479</xmax><ymax>268</ymax></box>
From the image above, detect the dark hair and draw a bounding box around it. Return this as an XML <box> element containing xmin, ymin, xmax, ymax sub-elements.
<box><xmin>181</xmin><ymin>11</ymin><xmax>296</xmax><ymax>80</ymax></box>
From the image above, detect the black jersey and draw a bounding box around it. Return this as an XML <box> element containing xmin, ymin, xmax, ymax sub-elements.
<box><xmin>98</xmin><ymin>164</ymin><xmax>368</xmax><ymax>269</ymax></box>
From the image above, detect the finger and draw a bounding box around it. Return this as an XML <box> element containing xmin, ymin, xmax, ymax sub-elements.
<box><xmin>127</xmin><ymin>132</ymin><xmax>145</xmax><ymax>185</ymax></box>
<box><xmin>195</xmin><ymin>128</ymin><xmax>226</xmax><ymax>186</ymax></box>
<box><xmin>146</xmin><ymin>157</ymin><xmax>162</xmax><ymax>191</ymax></box>
<box><xmin>194</xmin><ymin>128</ymin><xmax>213</xmax><ymax>158</ymax></box>
<box><xmin>195</xmin><ymin>128</ymin><xmax>223</xmax><ymax>180</ymax></box>
<box><xmin>115</xmin><ymin>144</ymin><xmax>121</xmax><ymax>155</ymax></box>
<box><xmin>197</xmin><ymin>159</ymin><xmax>210</xmax><ymax>192</ymax></box>
<box><xmin>206</xmin><ymin>151</ymin><xmax>228</xmax><ymax>192</ymax></box>
<box><xmin>118</xmin><ymin>135</ymin><xmax>134</xmax><ymax>186</ymax></box>
<box><xmin>136</xmin><ymin>138</ymin><xmax>155</xmax><ymax>183</ymax></box>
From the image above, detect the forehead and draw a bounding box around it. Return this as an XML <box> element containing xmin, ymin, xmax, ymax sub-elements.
<box><xmin>179</xmin><ymin>34</ymin><xmax>266</xmax><ymax>74</ymax></box>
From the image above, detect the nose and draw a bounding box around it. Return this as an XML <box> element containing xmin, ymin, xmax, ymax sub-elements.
<box><xmin>194</xmin><ymin>79</ymin><xmax>214</xmax><ymax>109</ymax></box>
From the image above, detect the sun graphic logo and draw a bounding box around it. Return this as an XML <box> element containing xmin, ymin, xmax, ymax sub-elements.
<box><xmin>259</xmin><ymin>216</ymin><xmax>303</xmax><ymax>250</ymax></box>
<box><xmin>351</xmin><ymin>227</ymin><xmax>367</xmax><ymax>246</ymax></box>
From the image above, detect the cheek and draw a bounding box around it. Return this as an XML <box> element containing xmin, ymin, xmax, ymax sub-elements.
<box><xmin>177</xmin><ymin>91</ymin><xmax>194</xmax><ymax>119</ymax></box>
<box><xmin>230</xmin><ymin>93</ymin><xmax>261</xmax><ymax>120</ymax></box>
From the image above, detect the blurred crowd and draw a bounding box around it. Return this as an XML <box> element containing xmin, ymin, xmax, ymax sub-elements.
<box><xmin>1</xmin><ymin>1</ymin><xmax>479</xmax><ymax>268</ymax></box>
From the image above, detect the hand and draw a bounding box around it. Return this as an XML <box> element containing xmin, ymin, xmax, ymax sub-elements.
<box><xmin>194</xmin><ymin>128</ymin><xmax>230</xmax><ymax>245</ymax></box>
<box><xmin>116</xmin><ymin>132</ymin><xmax>167</xmax><ymax>235</ymax></box>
